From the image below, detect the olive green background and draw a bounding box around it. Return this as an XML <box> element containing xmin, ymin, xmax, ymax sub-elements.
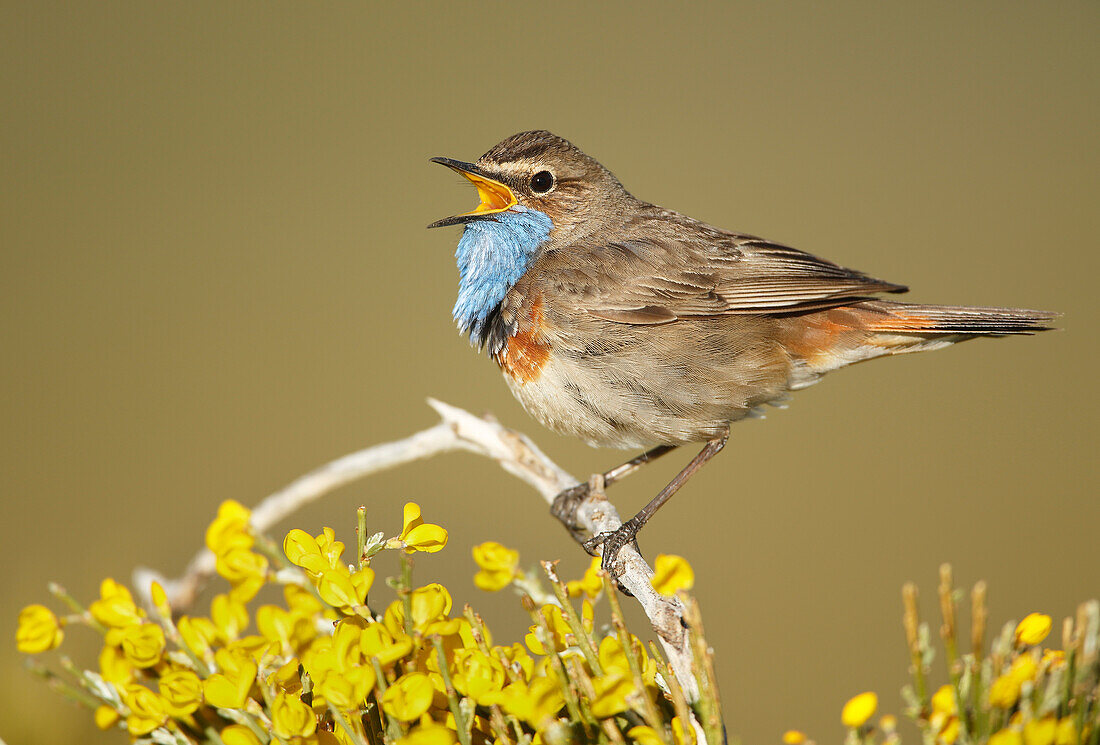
<box><xmin>2</xmin><ymin>2</ymin><xmax>1097</xmax><ymax>744</ymax></box>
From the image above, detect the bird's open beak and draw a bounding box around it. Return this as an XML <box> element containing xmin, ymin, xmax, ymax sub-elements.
<box><xmin>427</xmin><ymin>157</ymin><xmax>517</xmax><ymax>229</ymax></box>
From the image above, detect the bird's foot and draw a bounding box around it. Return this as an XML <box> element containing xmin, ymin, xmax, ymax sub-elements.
<box><xmin>583</xmin><ymin>516</ymin><xmax>642</xmax><ymax>578</ymax></box>
<box><xmin>550</xmin><ymin>481</ymin><xmax>589</xmax><ymax>530</ymax></box>
<box><xmin>551</xmin><ymin>473</ymin><xmax>608</xmax><ymax>542</ymax></box>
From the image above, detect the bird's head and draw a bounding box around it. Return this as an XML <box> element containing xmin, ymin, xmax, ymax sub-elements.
<box><xmin>428</xmin><ymin>130</ymin><xmax>629</xmax><ymax>244</ymax></box>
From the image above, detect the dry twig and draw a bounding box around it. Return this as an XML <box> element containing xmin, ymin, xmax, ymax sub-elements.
<box><xmin>134</xmin><ymin>398</ymin><xmax>698</xmax><ymax>700</ymax></box>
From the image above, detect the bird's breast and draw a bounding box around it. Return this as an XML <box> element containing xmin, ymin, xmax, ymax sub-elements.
<box><xmin>493</xmin><ymin>296</ymin><xmax>551</xmax><ymax>384</ymax></box>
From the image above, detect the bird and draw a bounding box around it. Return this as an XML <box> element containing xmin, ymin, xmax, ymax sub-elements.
<box><xmin>427</xmin><ymin>130</ymin><xmax>1055</xmax><ymax>574</ymax></box>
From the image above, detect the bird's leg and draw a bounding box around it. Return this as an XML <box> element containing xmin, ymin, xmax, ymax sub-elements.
<box><xmin>584</xmin><ymin>431</ymin><xmax>729</xmax><ymax>576</ymax></box>
<box><xmin>551</xmin><ymin>445</ymin><xmax>677</xmax><ymax>537</ymax></box>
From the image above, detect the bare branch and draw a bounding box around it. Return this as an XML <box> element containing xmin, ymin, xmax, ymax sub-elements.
<box><xmin>133</xmin><ymin>399</ymin><xmax>698</xmax><ymax>701</ymax></box>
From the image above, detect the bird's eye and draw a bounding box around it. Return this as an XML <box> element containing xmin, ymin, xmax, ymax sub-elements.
<box><xmin>529</xmin><ymin>170</ymin><xmax>554</xmax><ymax>194</ymax></box>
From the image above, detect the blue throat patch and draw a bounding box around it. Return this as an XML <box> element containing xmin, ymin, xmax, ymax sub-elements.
<box><xmin>453</xmin><ymin>206</ymin><xmax>553</xmax><ymax>347</ymax></box>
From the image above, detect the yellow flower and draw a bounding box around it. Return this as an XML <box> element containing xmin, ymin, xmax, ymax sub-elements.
<box><xmin>284</xmin><ymin>529</ymin><xmax>328</xmax><ymax>575</ymax></box>
<box><xmin>451</xmin><ymin>649</ymin><xmax>506</xmax><ymax>704</ymax></box>
<box><xmin>149</xmin><ymin>581</ymin><xmax>172</xmax><ymax>620</ymax></box>
<box><xmin>177</xmin><ymin>615</ymin><xmax>219</xmax><ymax>659</ymax></box>
<box><xmin>599</xmin><ymin>634</ymin><xmax>656</xmax><ymax>685</ymax></box>
<box><xmin>123</xmin><ymin>684</ymin><xmax>168</xmax><ymax>736</ymax></box>
<box><xmin>841</xmin><ymin>692</ymin><xmax>878</xmax><ymax>729</ymax></box>
<box><xmin>1010</xmin><ymin>655</ymin><xmax>1038</xmax><ymax>683</ymax></box>
<box><xmin>939</xmin><ymin>716</ymin><xmax>961</xmax><ymax>745</ymax></box>
<box><xmin>651</xmin><ymin>554</ymin><xmax>695</xmax><ymax>596</ymax></box>
<box><xmin>211</xmin><ymin>593</ymin><xmax>249</xmax><ymax>640</ymax></box>
<box><xmin>316</xmin><ymin>665</ymin><xmax>375</xmax><ymax>710</ymax></box>
<box><xmin>205</xmin><ymin>500</ymin><xmax>253</xmax><ymax>555</ymax></box>
<box><xmin>472</xmin><ymin>541</ymin><xmax>520</xmax><ymax>591</ymax></box>
<box><xmin>383</xmin><ymin>672</ymin><xmax>435</xmax><ymax>722</ymax></box>
<box><xmin>1025</xmin><ymin>717</ymin><xmax>1057</xmax><ymax>745</ymax></box>
<box><xmin>120</xmin><ymin>623</ymin><xmax>166</xmax><ymax>668</ymax></box>
<box><xmin>1055</xmin><ymin>718</ymin><xmax>1077</xmax><ymax>745</ymax></box>
<box><xmin>524</xmin><ymin>604</ymin><xmax>572</xmax><ymax>655</ymax></box>
<box><xmin>589</xmin><ymin>670</ymin><xmax>633</xmax><ymax>718</ymax></box>
<box><xmin>1015</xmin><ymin>613</ymin><xmax>1052</xmax><ymax>646</ymax></box>
<box><xmin>317</xmin><ymin>566</ymin><xmax>360</xmax><ymax>609</ymax></box>
<box><xmin>159</xmin><ymin>668</ymin><xmax>202</xmax><ymax>717</ymax></box>
<box><xmin>215</xmin><ymin>546</ymin><xmax>269</xmax><ymax>586</ymax></box>
<box><xmin>94</xmin><ymin>704</ymin><xmax>120</xmax><ymax>730</ymax></box>
<box><xmin>671</xmin><ymin>716</ymin><xmax>697</xmax><ymax>745</ymax></box>
<box><xmin>497</xmin><ymin>642</ymin><xmax>535</xmax><ymax>680</ymax></box>
<box><xmin>98</xmin><ymin>644</ymin><xmax>134</xmax><ymax>686</ymax></box>
<box><xmin>567</xmin><ymin>557</ymin><xmax>604</xmax><ymax>599</ymax></box>
<box><xmin>16</xmin><ymin>604</ymin><xmax>64</xmax><ymax>653</ymax></box>
<box><xmin>220</xmin><ymin>724</ymin><xmax>263</xmax><ymax>745</ymax></box>
<box><xmin>387</xmin><ymin>502</ymin><xmax>448</xmax><ymax>554</ymax></box>
<box><xmin>990</xmin><ymin>730</ymin><xmax>1024</xmax><ymax>745</ymax></box>
<box><xmin>484</xmin><ymin>676</ymin><xmax>564</xmax><ymax>729</ymax></box>
<box><xmin>272</xmin><ymin>691</ymin><xmax>317</xmax><ymax>738</ymax></box>
<box><xmin>383</xmin><ymin>583</ymin><xmax>455</xmax><ymax>635</ymax></box>
<box><xmin>203</xmin><ymin>647</ymin><xmax>258</xmax><ymax>709</ymax></box>
<box><xmin>397</xmin><ymin>721</ymin><xmax>458</xmax><ymax>745</ymax></box>
<box><xmin>89</xmin><ymin>578</ymin><xmax>143</xmax><ymax>629</ymax></box>
<box><xmin>931</xmin><ymin>684</ymin><xmax>956</xmax><ymax>715</ymax></box>
<box><xmin>990</xmin><ymin>674</ymin><xmax>1022</xmax><ymax>708</ymax></box>
<box><xmin>782</xmin><ymin>732</ymin><xmax>807</xmax><ymax>745</ymax></box>
<box><xmin>316</xmin><ymin>527</ymin><xmax>347</xmax><ymax>567</ymax></box>
<box><xmin>360</xmin><ymin>622</ymin><xmax>414</xmax><ymax>667</ymax></box>
<box><xmin>257</xmin><ymin>604</ymin><xmax>313</xmax><ymax>651</ymax></box>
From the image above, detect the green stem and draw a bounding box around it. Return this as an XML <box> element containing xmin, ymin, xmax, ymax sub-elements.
<box><xmin>329</xmin><ymin>705</ymin><xmax>371</xmax><ymax>745</ymax></box>
<box><xmin>433</xmin><ymin>636</ymin><xmax>473</xmax><ymax>745</ymax></box>
<box><xmin>543</xmin><ymin>561</ymin><xmax>602</xmax><ymax>676</ymax></box>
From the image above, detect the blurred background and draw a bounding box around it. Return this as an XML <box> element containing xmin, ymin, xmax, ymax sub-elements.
<box><xmin>2</xmin><ymin>2</ymin><xmax>1097</xmax><ymax>743</ymax></box>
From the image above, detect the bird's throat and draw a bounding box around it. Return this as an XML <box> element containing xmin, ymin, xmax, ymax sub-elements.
<box><xmin>453</xmin><ymin>207</ymin><xmax>553</xmax><ymax>347</ymax></box>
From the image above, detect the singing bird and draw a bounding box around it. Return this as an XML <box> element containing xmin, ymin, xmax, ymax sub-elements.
<box><xmin>428</xmin><ymin>130</ymin><xmax>1054</xmax><ymax>572</ymax></box>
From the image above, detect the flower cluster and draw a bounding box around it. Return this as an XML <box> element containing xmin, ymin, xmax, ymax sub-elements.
<box><xmin>784</xmin><ymin>565</ymin><xmax>1099</xmax><ymax>745</ymax></box>
<box><xmin>17</xmin><ymin>500</ymin><xmax>718</xmax><ymax>745</ymax></box>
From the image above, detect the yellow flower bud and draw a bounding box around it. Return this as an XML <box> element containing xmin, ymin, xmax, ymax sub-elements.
<box><xmin>159</xmin><ymin>669</ymin><xmax>202</xmax><ymax>717</ymax></box>
<box><xmin>651</xmin><ymin>554</ymin><xmax>695</xmax><ymax>596</ymax></box>
<box><xmin>990</xmin><ymin>730</ymin><xmax>1024</xmax><ymax>745</ymax></box>
<box><xmin>1015</xmin><ymin>613</ymin><xmax>1052</xmax><ymax>646</ymax></box>
<box><xmin>123</xmin><ymin>684</ymin><xmax>168</xmax><ymax>736</ymax></box>
<box><xmin>120</xmin><ymin>623</ymin><xmax>165</xmax><ymax>668</ymax></box>
<box><xmin>89</xmin><ymin>578</ymin><xmax>143</xmax><ymax>629</ymax></box>
<box><xmin>16</xmin><ymin>604</ymin><xmax>64</xmax><ymax>654</ymax></box>
<box><xmin>782</xmin><ymin>732</ymin><xmax>807</xmax><ymax>745</ymax></box>
<box><xmin>841</xmin><ymin>692</ymin><xmax>878</xmax><ymax>729</ymax></box>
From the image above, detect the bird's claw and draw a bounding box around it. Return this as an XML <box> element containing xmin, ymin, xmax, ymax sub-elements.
<box><xmin>583</xmin><ymin>518</ymin><xmax>642</xmax><ymax>578</ymax></box>
<box><xmin>550</xmin><ymin>482</ymin><xmax>589</xmax><ymax>529</ymax></box>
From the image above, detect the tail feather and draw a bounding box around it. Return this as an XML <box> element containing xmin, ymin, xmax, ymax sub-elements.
<box><xmin>782</xmin><ymin>300</ymin><xmax>1057</xmax><ymax>389</ymax></box>
<box><xmin>857</xmin><ymin>301</ymin><xmax>1058</xmax><ymax>335</ymax></box>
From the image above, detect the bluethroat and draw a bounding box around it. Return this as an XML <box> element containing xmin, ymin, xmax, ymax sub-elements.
<box><xmin>428</xmin><ymin>131</ymin><xmax>1055</xmax><ymax>575</ymax></box>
